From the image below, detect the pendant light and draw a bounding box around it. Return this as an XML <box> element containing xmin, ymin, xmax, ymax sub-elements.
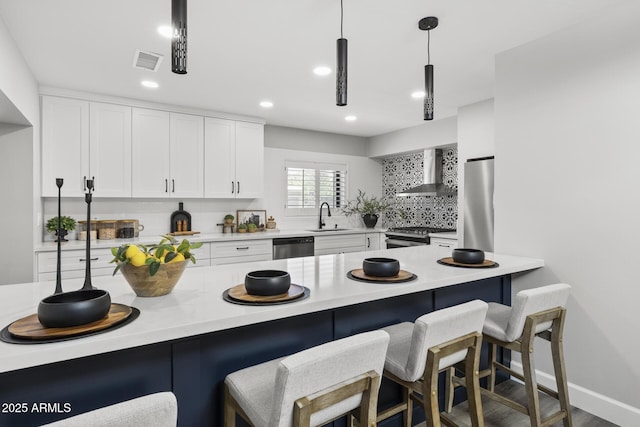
<box><xmin>419</xmin><ymin>16</ymin><xmax>438</xmax><ymax>120</ymax></box>
<box><xmin>336</xmin><ymin>0</ymin><xmax>347</xmax><ymax>106</ymax></box>
<box><xmin>172</xmin><ymin>0</ymin><xmax>187</xmax><ymax>74</ymax></box>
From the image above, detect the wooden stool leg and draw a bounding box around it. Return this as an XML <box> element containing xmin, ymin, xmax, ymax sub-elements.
<box><xmin>465</xmin><ymin>336</ymin><xmax>484</xmax><ymax>427</ymax></box>
<box><xmin>487</xmin><ymin>342</ymin><xmax>497</xmax><ymax>392</ymax></box>
<box><xmin>404</xmin><ymin>386</ymin><xmax>413</xmax><ymax>427</ymax></box>
<box><xmin>551</xmin><ymin>324</ymin><xmax>573</xmax><ymax>427</ymax></box>
<box><xmin>223</xmin><ymin>385</ymin><xmax>237</xmax><ymax>427</ymax></box>
<box><xmin>521</xmin><ymin>344</ymin><xmax>543</xmax><ymax>427</ymax></box>
<box><xmin>444</xmin><ymin>367</ymin><xmax>455</xmax><ymax>413</ymax></box>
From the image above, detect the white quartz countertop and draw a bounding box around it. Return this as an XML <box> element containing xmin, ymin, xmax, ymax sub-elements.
<box><xmin>35</xmin><ymin>228</ymin><xmax>386</xmax><ymax>252</ymax></box>
<box><xmin>0</xmin><ymin>246</ymin><xmax>543</xmax><ymax>373</ymax></box>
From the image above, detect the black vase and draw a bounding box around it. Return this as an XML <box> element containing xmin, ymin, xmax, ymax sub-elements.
<box><xmin>55</xmin><ymin>229</ymin><xmax>68</xmax><ymax>242</ymax></box>
<box><xmin>362</xmin><ymin>214</ymin><xmax>378</xmax><ymax>228</ymax></box>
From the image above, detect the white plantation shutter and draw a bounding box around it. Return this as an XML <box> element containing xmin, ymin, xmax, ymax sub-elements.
<box><xmin>285</xmin><ymin>161</ymin><xmax>347</xmax><ymax>215</ymax></box>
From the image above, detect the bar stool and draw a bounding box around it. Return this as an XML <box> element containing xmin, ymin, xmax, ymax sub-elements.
<box><xmin>446</xmin><ymin>283</ymin><xmax>572</xmax><ymax>427</ymax></box>
<box><xmin>376</xmin><ymin>299</ymin><xmax>489</xmax><ymax>427</ymax></box>
<box><xmin>41</xmin><ymin>392</ymin><xmax>177</xmax><ymax>426</ymax></box>
<box><xmin>224</xmin><ymin>330</ymin><xmax>389</xmax><ymax>427</ymax></box>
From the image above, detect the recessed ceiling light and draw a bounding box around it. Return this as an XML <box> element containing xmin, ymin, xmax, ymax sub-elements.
<box><xmin>313</xmin><ymin>66</ymin><xmax>332</xmax><ymax>76</ymax></box>
<box><xmin>141</xmin><ymin>80</ymin><xmax>159</xmax><ymax>88</ymax></box>
<box><xmin>259</xmin><ymin>100</ymin><xmax>274</xmax><ymax>108</ymax></box>
<box><xmin>157</xmin><ymin>25</ymin><xmax>173</xmax><ymax>38</ymax></box>
<box><xmin>345</xmin><ymin>115</ymin><xmax>357</xmax><ymax>122</ymax></box>
<box><xmin>411</xmin><ymin>90</ymin><xmax>426</xmax><ymax>99</ymax></box>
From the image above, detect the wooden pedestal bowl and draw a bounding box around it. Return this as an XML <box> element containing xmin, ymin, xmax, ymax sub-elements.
<box><xmin>120</xmin><ymin>261</ymin><xmax>188</xmax><ymax>297</ymax></box>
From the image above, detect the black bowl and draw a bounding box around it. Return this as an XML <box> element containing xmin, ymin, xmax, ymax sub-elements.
<box><xmin>38</xmin><ymin>289</ymin><xmax>111</xmax><ymax>328</ymax></box>
<box><xmin>244</xmin><ymin>270</ymin><xmax>291</xmax><ymax>296</ymax></box>
<box><xmin>451</xmin><ymin>248</ymin><xmax>485</xmax><ymax>264</ymax></box>
<box><xmin>362</xmin><ymin>257</ymin><xmax>400</xmax><ymax>277</ymax></box>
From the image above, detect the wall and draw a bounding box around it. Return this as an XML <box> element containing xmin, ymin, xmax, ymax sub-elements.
<box><xmin>367</xmin><ymin>116</ymin><xmax>457</xmax><ymax>158</ymax></box>
<box><xmin>265</xmin><ymin>125</ymin><xmax>368</xmax><ymax>156</ymax></box>
<box><xmin>0</xmin><ymin>125</ymin><xmax>33</xmax><ymax>284</ymax></box>
<box><xmin>381</xmin><ymin>148</ymin><xmax>457</xmax><ymax>229</ymax></box>
<box><xmin>494</xmin><ymin>1</ymin><xmax>640</xmax><ymax>424</ymax></box>
<box><xmin>42</xmin><ymin>127</ymin><xmax>382</xmax><ymax>237</ymax></box>
<box><xmin>456</xmin><ymin>99</ymin><xmax>495</xmax><ymax>239</ymax></box>
<box><xmin>0</xmin><ymin>15</ymin><xmax>39</xmax><ymax>284</ymax></box>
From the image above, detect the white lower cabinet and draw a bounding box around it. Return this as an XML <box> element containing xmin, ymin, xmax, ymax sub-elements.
<box><xmin>188</xmin><ymin>243</ymin><xmax>211</xmax><ymax>268</ymax></box>
<box><xmin>430</xmin><ymin>237</ymin><xmax>457</xmax><ymax>249</ymax></box>
<box><xmin>314</xmin><ymin>234</ymin><xmax>366</xmax><ymax>256</ymax></box>
<box><xmin>365</xmin><ymin>232</ymin><xmax>383</xmax><ymax>251</ymax></box>
<box><xmin>210</xmin><ymin>239</ymin><xmax>272</xmax><ymax>265</ymax></box>
<box><xmin>37</xmin><ymin>248</ymin><xmax>114</xmax><ymax>281</ymax></box>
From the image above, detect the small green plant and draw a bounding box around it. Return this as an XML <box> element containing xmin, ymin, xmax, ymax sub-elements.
<box><xmin>224</xmin><ymin>214</ymin><xmax>234</xmax><ymax>221</ymax></box>
<box><xmin>247</xmin><ymin>223</ymin><xmax>257</xmax><ymax>230</ymax></box>
<box><xmin>237</xmin><ymin>223</ymin><xmax>247</xmax><ymax>230</ymax></box>
<box><xmin>110</xmin><ymin>235</ymin><xmax>203</xmax><ymax>276</ymax></box>
<box><xmin>341</xmin><ymin>190</ymin><xmax>391</xmax><ymax>216</ymax></box>
<box><xmin>46</xmin><ymin>216</ymin><xmax>77</xmax><ymax>232</ymax></box>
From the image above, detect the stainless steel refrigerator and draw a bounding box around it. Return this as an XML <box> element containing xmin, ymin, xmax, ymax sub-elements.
<box><xmin>463</xmin><ymin>156</ymin><xmax>494</xmax><ymax>252</ymax></box>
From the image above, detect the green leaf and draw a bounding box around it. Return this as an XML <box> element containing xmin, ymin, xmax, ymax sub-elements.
<box><xmin>112</xmin><ymin>263</ymin><xmax>122</xmax><ymax>276</ymax></box>
<box><xmin>190</xmin><ymin>242</ymin><xmax>203</xmax><ymax>249</ymax></box>
<box><xmin>165</xmin><ymin>251</ymin><xmax>178</xmax><ymax>263</ymax></box>
<box><xmin>149</xmin><ymin>261</ymin><xmax>160</xmax><ymax>276</ymax></box>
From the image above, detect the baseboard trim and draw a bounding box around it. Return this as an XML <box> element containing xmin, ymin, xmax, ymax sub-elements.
<box><xmin>511</xmin><ymin>361</ymin><xmax>640</xmax><ymax>426</ymax></box>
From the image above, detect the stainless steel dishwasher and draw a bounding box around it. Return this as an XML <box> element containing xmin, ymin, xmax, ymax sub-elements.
<box><xmin>272</xmin><ymin>236</ymin><xmax>314</xmax><ymax>259</ymax></box>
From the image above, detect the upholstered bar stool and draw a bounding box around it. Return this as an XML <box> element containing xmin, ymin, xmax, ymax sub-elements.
<box><xmin>41</xmin><ymin>392</ymin><xmax>178</xmax><ymax>426</ymax></box>
<box><xmin>224</xmin><ymin>330</ymin><xmax>389</xmax><ymax>427</ymax></box>
<box><xmin>375</xmin><ymin>299</ymin><xmax>489</xmax><ymax>427</ymax></box>
<box><xmin>446</xmin><ymin>283</ymin><xmax>572</xmax><ymax>427</ymax></box>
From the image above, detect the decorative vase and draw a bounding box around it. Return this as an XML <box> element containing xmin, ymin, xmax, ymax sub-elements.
<box><xmin>362</xmin><ymin>214</ymin><xmax>379</xmax><ymax>229</ymax></box>
<box><xmin>54</xmin><ymin>229</ymin><xmax>68</xmax><ymax>242</ymax></box>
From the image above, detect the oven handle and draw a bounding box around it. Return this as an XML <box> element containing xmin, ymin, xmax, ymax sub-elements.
<box><xmin>385</xmin><ymin>238</ymin><xmax>427</xmax><ymax>247</ymax></box>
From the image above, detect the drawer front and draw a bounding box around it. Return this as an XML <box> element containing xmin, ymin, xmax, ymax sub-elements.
<box><xmin>430</xmin><ymin>238</ymin><xmax>457</xmax><ymax>249</ymax></box>
<box><xmin>211</xmin><ymin>239</ymin><xmax>271</xmax><ymax>259</ymax></box>
<box><xmin>315</xmin><ymin>246</ymin><xmax>364</xmax><ymax>256</ymax></box>
<box><xmin>210</xmin><ymin>253</ymin><xmax>272</xmax><ymax>266</ymax></box>
<box><xmin>314</xmin><ymin>234</ymin><xmax>366</xmax><ymax>251</ymax></box>
<box><xmin>38</xmin><ymin>267</ymin><xmax>114</xmax><ymax>282</ymax></box>
<box><xmin>37</xmin><ymin>248</ymin><xmax>114</xmax><ymax>273</ymax></box>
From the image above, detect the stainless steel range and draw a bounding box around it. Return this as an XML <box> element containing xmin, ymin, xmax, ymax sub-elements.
<box><xmin>385</xmin><ymin>227</ymin><xmax>456</xmax><ymax>248</ymax></box>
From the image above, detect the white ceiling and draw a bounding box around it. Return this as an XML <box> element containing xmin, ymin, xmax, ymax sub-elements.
<box><xmin>0</xmin><ymin>0</ymin><xmax>629</xmax><ymax>137</ymax></box>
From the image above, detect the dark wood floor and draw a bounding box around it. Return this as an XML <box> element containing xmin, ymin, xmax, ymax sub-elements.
<box><xmin>419</xmin><ymin>380</ymin><xmax>618</xmax><ymax>427</ymax></box>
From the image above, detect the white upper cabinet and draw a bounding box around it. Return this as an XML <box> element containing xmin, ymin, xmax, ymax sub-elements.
<box><xmin>131</xmin><ymin>108</ymin><xmax>171</xmax><ymax>197</ymax></box>
<box><xmin>42</xmin><ymin>96</ymin><xmax>131</xmax><ymax>198</ymax></box>
<box><xmin>41</xmin><ymin>96</ymin><xmax>89</xmax><ymax>197</ymax></box>
<box><xmin>89</xmin><ymin>102</ymin><xmax>132</xmax><ymax>197</ymax></box>
<box><xmin>204</xmin><ymin>118</ymin><xmax>263</xmax><ymax>198</ymax></box>
<box><xmin>170</xmin><ymin>113</ymin><xmax>204</xmax><ymax>198</ymax></box>
<box><xmin>131</xmin><ymin>109</ymin><xmax>204</xmax><ymax>198</ymax></box>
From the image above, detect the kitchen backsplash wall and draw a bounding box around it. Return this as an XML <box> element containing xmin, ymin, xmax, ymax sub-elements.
<box><xmin>381</xmin><ymin>147</ymin><xmax>458</xmax><ymax>229</ymax></box>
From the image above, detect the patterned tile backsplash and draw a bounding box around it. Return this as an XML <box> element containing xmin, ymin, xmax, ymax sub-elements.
<box><xmin>381</xmin><ymin>147</ymin><xmax>458</xmax><ymax>229</ymax></box>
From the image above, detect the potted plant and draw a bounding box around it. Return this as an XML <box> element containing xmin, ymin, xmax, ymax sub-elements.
<box><xmin>247</xmin><ymin>223</ymin><xmax>257</xmax><ymax>233</ymax></box>
<box><xmin>224</xmin><ymin>214</ymin><xmax>234</xmax><ymax>225</ymax></box>
<box><xmin>237</xmin><ymin>223</ymin><xmax>247</xmax><ymax>233</ymax></box>
<box><xmin>341</xmin><ymin>190</ymin><xmax>390</xmax><ymax>228</ymax></box>
<box><xmin>46</xmin><ymin>215</ymin><xmax>77</xmax><ymax>241</ymax></box>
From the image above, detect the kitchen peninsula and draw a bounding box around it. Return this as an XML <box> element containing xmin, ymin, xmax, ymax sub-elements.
<box><xmin>0</xmin><ymin>246</ymin><xmax>543</xmax><ymax>426</ymax></box>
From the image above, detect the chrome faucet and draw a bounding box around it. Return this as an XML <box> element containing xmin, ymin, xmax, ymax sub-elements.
<box><xmin>318</xmin><ymin>202</ymin><xmax>331</xmax><ymax>229</ymax></box>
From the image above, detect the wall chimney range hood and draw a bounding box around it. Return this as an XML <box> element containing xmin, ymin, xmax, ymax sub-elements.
<box><xmin>396</xmin><ymin>149</ymin><xmax>456</xmax><ymax>196</ymax></box>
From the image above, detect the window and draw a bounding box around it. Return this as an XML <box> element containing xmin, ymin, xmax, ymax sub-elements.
<box><xmin>285</xmin><ymin>161</ymin><xmax>347</xmax><ymax>215</ymax></box>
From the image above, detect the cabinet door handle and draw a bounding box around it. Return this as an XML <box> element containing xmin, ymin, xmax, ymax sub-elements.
<box><xmin>231</xmin><ymin>181</ymin><xmax>234</xmax><ymax>194</ymax></box>
<box><xmin>236</xmin><ymin>247</ymin><xmax>249</xmax><ymax>250</ymax></box>
<box><xmin>92</xmin><ymin>176</ymin><xmax>95</xmax><ymax>191</ymax></box>
<box><xmin>83</xmin><ymin>176</ymin><xmax>87</xmax><ymax>191</ymax></box>
<box><xmin>79</xmin><ymin>257</ymin><xmax>99</xmax><ymax>262</ymax></box>
<box><xmin>172</xmin><ymin>179</ymin><xmax>175</xmax><ymax>193</ymax></box>
<box><xmin>438</xmin><ymin>244</ymin><xmax>449</xmax><ymax>248</ymax></box>
<box><xmin>237</xmin><ymin>181</ymin><xmax>240</xmax><ymax>194</ymax></box>
<box><xmin>367</xmin><ymin>237</ymin><xmax>370</xmax><ymax>248</ymax></box>
<box><xmin>165</xmin><ymin>179</ymin><xmax>168</xmax><ymax>193</ymax></box>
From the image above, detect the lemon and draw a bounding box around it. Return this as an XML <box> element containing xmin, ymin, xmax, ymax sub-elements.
<box><xmin>130</xmin><ymin>252</ymin><xmax>147</xmax><ymax>267</ymax></box>
<box><xmin>169</xmin><ymin>253</ymin><xmax>185</xmax><ymax>263</ymax></box>
<box><xmin>125</xmin><ymin>245</ymin><xmax>141</xmax><ymax>259</ymax></box>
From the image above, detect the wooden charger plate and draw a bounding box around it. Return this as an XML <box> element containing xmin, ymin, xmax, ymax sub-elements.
<box><xmin>347</xmin><ymin>269</ymin><xmax>417</xmax><ymax>284</ymax></box>
<box><xmin>223</xmin><ymin>284</ymin><xmax>310</xmax><ymax>306</ymax></box>
<box><xmin>7</xmin><ymin>303</ymin><xmax>134</xmax><ymax>340</ymax></box>
<box><xmin>437</xmin><ymin>257</ymin><xmax>499</xmax><ymax>269</ymax></box>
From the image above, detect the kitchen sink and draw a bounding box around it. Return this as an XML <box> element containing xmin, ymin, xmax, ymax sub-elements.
<box><xmin>306</xmin><ymin>228</ymin><xmax>351</xmax><ymax>232</ymax></box>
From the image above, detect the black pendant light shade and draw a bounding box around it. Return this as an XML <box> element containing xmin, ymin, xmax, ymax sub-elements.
<box><xmin>424</xmin><ymin>64</ymin><xmax>434</xmax><ymax>120</ymax></box>
<box><xmin>172</xmin><ymin>0</ymin><xmax>187</xmax><ymax>74</ymax></box>
<box><xmin>336</xmin><ymin>38</ymin><xmax>348</xmax><ymax>106</ymax></box>
<box><xmin>419</xmin><ymin>16</ymin><xmax>438</xmax><ymax>120</ymax></box>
